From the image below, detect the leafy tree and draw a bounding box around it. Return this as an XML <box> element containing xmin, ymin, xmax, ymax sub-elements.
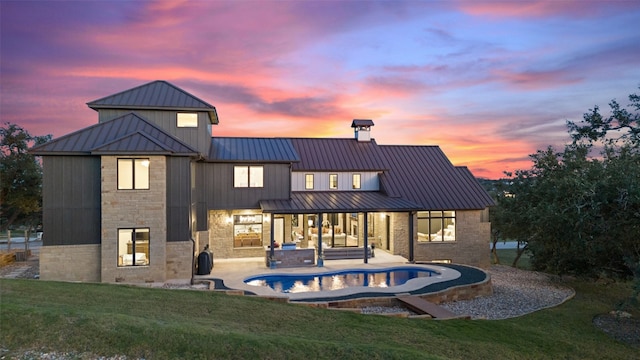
<box><xmin>494</xmin><ymin>89</ymin><xmax>640</xmax><ymax>279</ymax></box>
<box><xmin>0</xmin><ymin>123</ymin><xmax>51</xmax><ymax>232</ymax></box>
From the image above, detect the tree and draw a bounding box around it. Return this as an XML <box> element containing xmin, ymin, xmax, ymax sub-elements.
<box><xmin>0</xmin><ymin>123</ymin><xmax>51</xmax><ymax>232</ymax></box>
<box><xmin>494</xmin><ymin>89</ymin><xmax>640</xmax><ymax>279</ymax></box>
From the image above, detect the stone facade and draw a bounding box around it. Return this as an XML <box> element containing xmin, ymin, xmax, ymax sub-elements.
<box><xmin>100</xmin><ymin>155</ymin><xmax>167</xmax><ymax>283</ymax></box>
<box><xmin>208</xmin><ymin>210</ymin><xmax>269</xmax><ymax>259</ymax></box>
<box><xmin>412</xmin><ymin>210</ymin><xmax>491</xmax><ymax>269</ymax></box>
<box><xmin>166</xmin><ymin>241</ymin><xmax>194</xmax><ymax>279</ymax></box>
<box><xmin>39</xmin><ymin>244</ymin><xmax>101</xmax><ymax>282</ymax></box>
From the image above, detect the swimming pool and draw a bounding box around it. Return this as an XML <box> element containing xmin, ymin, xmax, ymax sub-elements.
<box><xmin>244</xmin><ymin>266</ymin><xmax>440</xmax><ymax>293</ymax></box>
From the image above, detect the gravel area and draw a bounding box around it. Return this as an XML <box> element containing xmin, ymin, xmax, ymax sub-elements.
<box><xmin>440</xmin><ymin>264</ymin><xmax>575</xmax><ymax>320</ymax></box>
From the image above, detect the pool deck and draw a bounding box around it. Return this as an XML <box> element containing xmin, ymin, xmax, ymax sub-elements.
<box><xmin>196</xmin><ymin>250</ymin><xmax>488</xmax><ymax>303</ymax></box>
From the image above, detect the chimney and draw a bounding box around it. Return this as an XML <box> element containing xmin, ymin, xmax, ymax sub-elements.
<box><xmin>351</xmin><ymin>119</ymin><xmax>374</xmax><ymax>142</ymax></box>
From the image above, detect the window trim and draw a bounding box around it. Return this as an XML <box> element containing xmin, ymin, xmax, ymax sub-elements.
<box><xmin>417</xmin><ymin>211</ymin><xmax>456</xmax><ymax>242</ymax></box>
<box><xmin>329</xmin><ymin>174</ymin><xmax>338</xmax><ymax>189</ymax></box>
<box><xmin>117</xmin><ymin>158</ymin><xmax>150</xmax><ymax>190</ymax></box>
<box><xmin>117</xmin><ymin>227</ymin><xmax>150</xmax><ymax>267</ymax></box>
<box><xmin>234</xmin><ymin>165</ymin><xmax>264</xmax><ymax>188</ymax></box>
<box><xmin>177</xmin><ymin>112</ymin><xmax>198</xmax><ymax>127</ymax></box>
<box><xmin>352</xmin><ymin>173</ymin><xmax>361</xmax><ymax>189</ymax></box>
<box><xmin>305</xmin><ymin>174</ymin><xmax>314</xmax><ymax>190</ymax></box>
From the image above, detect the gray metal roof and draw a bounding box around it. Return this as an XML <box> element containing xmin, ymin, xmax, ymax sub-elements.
<box><xmin>351</xmin><ymin>119</ymin><xmax>374</xmax><ymax>127</ymax></box>
<box><xmin>289</xmin><ymin>138</ymin><xmax>388</xmax><ymax>171</ymax></box>
<box><xmin>31</xmin><ymin>112</ymin><xmax>198</xmax><ymax>156</ymax></box>
<box><xmin>209</xmin><ymin>137</ymin><xmax>300</xmax><ymax>163</ymax></box>
<box><xmin>378</xmin><ymin>145</ymin><xmax>495</xmax><ymax>210</ymax></box>
<box><xmin>87</xmin><ymin>80</ymin><xmax>219</xmax><ymax>124</ymax></box>
<box><xmin>260</xmin><ymin>191</ymin><xmax>422</xmax><ymax>214</ymax></box>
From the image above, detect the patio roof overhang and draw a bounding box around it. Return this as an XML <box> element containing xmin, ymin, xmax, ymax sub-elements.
<box><xmin>260</xmin><ymin>191</ymin><xmax>422</xmax><ymax>214</ymax></box>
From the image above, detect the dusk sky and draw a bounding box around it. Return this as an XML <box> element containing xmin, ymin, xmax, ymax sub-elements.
<box><xmin>2</xmin><ymin>1</ymin><xmax>639</xmax><ymax>179</ymax></box>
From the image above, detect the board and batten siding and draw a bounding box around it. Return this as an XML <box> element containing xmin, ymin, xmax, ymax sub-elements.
<box><xmin>195</xmin><ymin>162</ymin><xmax>291</xmax><ymax>211</ymax></box>
<box><xmin>291</xmin><ymin>171</ymin><xmax>380</xmax><ymax>191</ymax></box>
<box><xmin>97</xmin><ymin>109</ymin><xmax>211</xmax><ymax>156</ymax></box>
<box><xmin>42</xmin><ymin>156</ymin><xmax>101</xmax><ymax>246</ymax></box>
<box><xmin>166</xmin><ymin>157</ymin><xmax>191</xmax><ymax>242</ymax></box>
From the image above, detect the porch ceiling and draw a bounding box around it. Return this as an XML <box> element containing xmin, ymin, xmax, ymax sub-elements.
<box><xmin>260</xmin><ymin>191</ymin><xmax>422</xmax><ymax>214</ymax></box>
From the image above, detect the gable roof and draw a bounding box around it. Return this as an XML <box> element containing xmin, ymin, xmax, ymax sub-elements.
<box><xmin>30</xmin><ymin>112</ymin><xmax>198</xmax><ymax>156</ymax></box>
<box><xmin>209</xmin><ymin>137</ymin><xmax>300</xmax><ymax>163</ymax></box>
<box><xmin>289</xmin><ymin>138</ymin><xmax>387</xmax><ymax>171</ymax></box>
<box><xmin>378</xmin><ymin>145</ymin><xmax>495</xmax><ymax>210</ymax></box>
<box><xmin>86</xmin><ymin>80</ymin><xmax>219</xmax><ymax>124</ymax></box>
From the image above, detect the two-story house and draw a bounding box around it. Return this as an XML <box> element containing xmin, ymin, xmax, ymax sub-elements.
<box><xmin>31</xmin><ymin>80</ymin><xmax>494</xmax><ymax>283</ymax></box>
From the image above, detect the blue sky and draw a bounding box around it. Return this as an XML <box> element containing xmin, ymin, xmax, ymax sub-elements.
<box><xmin>1</xmin><ymin>0</ymin><xmax>639</xmax><ymax>178</ymax></box>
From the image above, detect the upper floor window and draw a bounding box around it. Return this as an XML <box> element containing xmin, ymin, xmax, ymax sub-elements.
<box><xmin>352</xmin><ymin>174</ymin><xmax>361</xmax><ymax>189</ymax></box>
<box><xmin>305</xmin><ymin>174</ymin><xmax>314</xmax><ymax>190</ymax></box>
<box><xmin>329</xmin><ymin>174</ymin><xmax>338</xmax><ymax>189</ymax></box>
<box><xmin>417</xmin><ymin>211</ymin><xmax>456</xmax><ymax>242</ymax></box>
<box><xmin>234</xmin><ymin>165</ymin><xmax>263</xmax><ymax>188</ymax></box>
<box><xmin>177</xmin><ymin>113</ymin><xmax>198</xmax><ymax>127</ymax></box>
<box><xmin>117</xmin><ymin>158</ymin><xmax>149</xmax><ymax>190</ymax></box>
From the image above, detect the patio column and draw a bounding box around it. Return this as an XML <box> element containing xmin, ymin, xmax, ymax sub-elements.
<box><xmin>408</xmin><ymin>211</ymin><xmax>415</xmax><ymax>263</ymax></box>
<box><xmin>269</xmin><ymin>212</ymin><xmax>276</xmax><ymax>269</ymax></box>
<box><xmin>363</xmin><ymin>211</ymin><xmax>368</xmax><ymax>264</ymax></box>
<box><xmin>317</xmin><ymin>212</ymin><xmax>324</xmax><ymax>267</ymax></box>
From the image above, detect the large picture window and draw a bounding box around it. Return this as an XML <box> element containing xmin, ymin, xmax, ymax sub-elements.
<box><xmin>417</xmin><ymin>211</ymin><xmax>456</xmax><ymax>242</ymax></box>
<box><xmin>233</xmin><ymin>214</ymin><xmax>263</xmax><ymax>247</ymax></box>
<box><xmin>117</xmin><ymin>158</ymin><xmax>149</xmax><ymax>190</ymax></box>
<box><xmin>234</xmin><ymin>166</ymin><xmax>263</xmax><ymax>188</ymax></box>
<box><xmin>118</xmin><ymin>228</ymin><xmax>150</xmax><ymax>266</ymax></box>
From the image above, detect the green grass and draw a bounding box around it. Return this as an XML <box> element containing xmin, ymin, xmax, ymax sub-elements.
<box><xmin>492</xmin><ymin>248</ymin><xmax>532</xmax><ymax>270</ymax></box>
<box><xmin>1</xmin><ymin>275</ymin><xmax>638</xmax><ymax>359</ymax></box>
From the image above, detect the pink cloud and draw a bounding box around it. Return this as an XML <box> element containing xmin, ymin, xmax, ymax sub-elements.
<box><xmin>455</xmin><ymin>0</ymin><xmax>638</xmax><ymax>19</ymax></box>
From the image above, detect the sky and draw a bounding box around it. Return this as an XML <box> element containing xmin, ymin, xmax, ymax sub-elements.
<box><xmin>1</xmin><ymin>1</ymin><xmax>639</xmax><ymax>179</ymax></box>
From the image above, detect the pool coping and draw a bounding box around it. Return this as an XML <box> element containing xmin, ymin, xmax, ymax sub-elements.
<box><xmin>201</xmin><ymin>263</ymin><xmax>489</xmax><ymax>303</ymax></box>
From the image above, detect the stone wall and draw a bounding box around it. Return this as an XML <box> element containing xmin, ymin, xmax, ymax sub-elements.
<box><xmin>39</xmin><ymin>245</ymin><xmax>101</xmax><ymax>282</ymax></box>
<box><xmin>100</xmin><ymin>155</ymin><xmax>167</xmax><ymax>283</ymax></box>
<box><xmin>166</xmin><ymin>241</ymin><xmax>194</xmax><ymax>280</ymax></box>
<box><xmin>413</xmin><ymin>210</ymin><xmax>491</xmax><ymax>269</ymax></box>
<box><xmin>208</xmin><ymin>210</ymin><xmax>267</xmax><ymax>259</ymax></box>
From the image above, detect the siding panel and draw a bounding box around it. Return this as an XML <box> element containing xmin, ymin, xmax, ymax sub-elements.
<box><xmin>166</xmin><ymin>157</ymin><xmax>191</xmax><ymax>242</ymax></box>
<box><xmin>42</xmin><ymin>156</ymin><xmax>101</xmax><ymax>246</ymax></box>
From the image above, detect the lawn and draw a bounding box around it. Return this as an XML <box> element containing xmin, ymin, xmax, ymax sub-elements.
<box><xmin>1</xmin><ymin>267</ymin><xmax>638</xmax><ymax>359</ymax></box>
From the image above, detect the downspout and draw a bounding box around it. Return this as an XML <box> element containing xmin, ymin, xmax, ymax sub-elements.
<box><xmin>408</xmin><ymin>211</ymin><xmax>415</xmax><ymax>263</ymax></box>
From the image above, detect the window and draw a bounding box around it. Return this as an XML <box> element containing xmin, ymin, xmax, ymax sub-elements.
<box><xmin>352</xmin><ymin>174</ymin><xmax>361</xmax><ymax>189</ymax></box>
<box><xmin>118</xmin><ymin>228</ymin><xmax>150</xmax><ymax>266</ymax></box>
<box><xmin>417</xmin><ymin>211</ymin><xmax>456</xmax><ymax>242</ymax></box>
<box><xmin>329</xmin><ymin>174</ymin><xmax>338</xmax><ymax>189</ymax></box>
<box><xmin>305</xmin><ymin>174</ymin><xmax>314</xmax><ymax>189</ymax></box>
<box><xmin>177</xmin><ymin>113</ymin><xmax>198</xmax><ymax>127</ymax></box>
<box><xmin>233</xmin><ymin>214</ymin><xmax>263</xmax><ymax>247</ymax></box>
<box><xmin>234</xmin><ymin>166</ymin><xmax>263</xmax><ymax>188</ymax></box>
<box><xmin>117</xmin><ymin>158</ymin><xmax>149</xmax><ymax>190</ymax></box>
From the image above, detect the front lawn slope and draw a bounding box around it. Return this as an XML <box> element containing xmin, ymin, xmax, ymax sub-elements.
<box><xmin>0</xmin><ymin>279</ymin><xmax>636</xmax><ymax>359</ymax></box>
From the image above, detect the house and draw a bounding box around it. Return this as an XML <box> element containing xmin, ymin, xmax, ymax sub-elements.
<box><xmin>31</xmin><ymin>80</ymin><xmax>494</xmax><ymax>283</ymax></box>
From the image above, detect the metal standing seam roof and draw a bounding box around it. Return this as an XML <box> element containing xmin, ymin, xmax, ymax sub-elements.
<box><xmin>30</xmin><ymin>112</ymin><xmax>199</xmax><ymax>156</ymax></box>
<box><xmin>289</xmin><ymin>137</ymin><xmax>388</xmax><ymax>171</ymax></box>
<box><xmin>86</xmin><ymin>80</ymin><xmax>219</xmax><ymax>124</ymax></box>
<box><xmin>351</xmin><ymin>119</ymin><xmax>375</xmax><ymax>127</ymax></box>
<box><xmin>260</xmin><ymin>191</ymin><xmax>422</xmax><ymax>214</ymax></box>
<box><xmin>208</xmin><ymin>137</ymin><xmax>300</xmax><ymax>163</ymax></box>
<box><xmin>377</xmin><ymin>145</ymin><xmax>495</xmax><ymax>210</ymax></box>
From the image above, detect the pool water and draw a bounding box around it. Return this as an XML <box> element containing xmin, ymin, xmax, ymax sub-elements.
<box><xmin>244</xmin><ymin>267</ymin><xmax>440</xmax><ymax>293</ymax></box>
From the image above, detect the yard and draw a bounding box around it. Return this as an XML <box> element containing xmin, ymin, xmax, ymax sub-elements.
<box><xmin>1</xmin><ymin>249</ymin><xmax>638</xmax><ymax>359</ymax></box>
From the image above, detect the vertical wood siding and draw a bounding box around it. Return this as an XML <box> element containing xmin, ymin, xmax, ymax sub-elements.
<box><xmin>291</xmin><ymin>171</ymin><xmax>380</xmax><ymax>191</ymax></box>
<box><xmin>98</xmin><ymin>109</ymin><xmax>211</xmax><ymax>156</ymax></box>
<box><xmin>166</xmin><ymin>157</ymin><xmax>191</xmax><ymax>242</ymax></box>
<box><xmin>195</xmin><ymin>162</ymin><xmax>291</xmax><ymax>211</ymax></box>
<box><xmin>42</xmin><ymin>156</ymin><xmax>101</xmax><ymax>245</ymax></box>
